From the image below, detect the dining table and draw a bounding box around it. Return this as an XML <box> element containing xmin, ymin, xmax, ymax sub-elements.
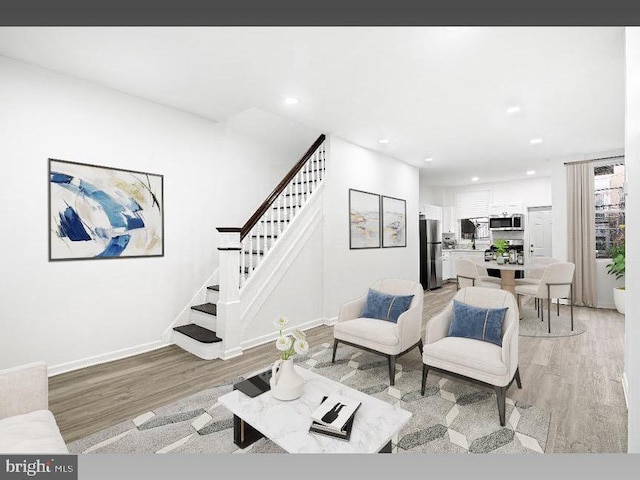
<box><xmin>482</xmin><ymin>260</ymin><xmax>538</xmax><ymax>296</ymax></box>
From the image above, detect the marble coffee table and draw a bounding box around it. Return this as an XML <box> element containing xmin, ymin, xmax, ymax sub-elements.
<box><xmin>218</xmin><ymin>366</ymin><xmax>412</xmax><ymax>453</ymax></box>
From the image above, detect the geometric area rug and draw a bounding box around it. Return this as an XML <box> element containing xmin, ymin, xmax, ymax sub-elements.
<box><xmin>67</xmin><ymin>343</ymin><xmax>550</xmax><ymax>454</ymax></box>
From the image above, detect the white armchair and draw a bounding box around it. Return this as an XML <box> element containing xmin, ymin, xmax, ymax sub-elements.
<box><xmin>0</xmin><ymin>362</ymin><xmax>68</xmax><ymax>453</ymax></box>
<box><xmin>421</xmin><ymin>287</ymin><xmax>521</xmax><ymax>426</ymax></box>
<box><xmin>332</xmin><ymin>278</ymin><xmax>424</xmax><ymax>385</ymax></box>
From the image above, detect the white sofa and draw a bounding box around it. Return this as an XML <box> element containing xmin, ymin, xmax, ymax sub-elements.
<box><xmin>0</xmin><ymin>362</ymin><xmax>68</xmax><ymax>453</ymax></box>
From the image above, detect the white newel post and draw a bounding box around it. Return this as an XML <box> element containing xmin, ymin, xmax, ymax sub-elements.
<box><xmin>216</xmin><ymin>227</ymin><xmax>243</xmax><ymax>359</ymax></box>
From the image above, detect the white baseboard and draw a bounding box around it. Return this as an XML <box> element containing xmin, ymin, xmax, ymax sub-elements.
<box><xmin>48</xmin><ymin>340</ymin><xmax>169</xmax><ymax>377</ymax></box>
<box><xmin>623</xmin><ymin>372</ymin><xmax>629</xmax><ymax>409</ymax></box>
<box><xmin>221</xmin><ymin>347</ymin><xmax>244</xmax><ymax>360</ymax></box>
<box><xmin>240</xmin><ymin>317</ymin><xmax>325</xmax><ymax>352</ymax></box>
<box><xmin>323</xmin><ymin>316</ymin><xmax>338</xmax><ymax>326</ymax></box>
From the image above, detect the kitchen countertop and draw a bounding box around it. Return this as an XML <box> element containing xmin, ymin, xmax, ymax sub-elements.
<box><xmin>442</xmin><ymin>248</ymin><xmax>485</xmax><ymax>252</ymax></box>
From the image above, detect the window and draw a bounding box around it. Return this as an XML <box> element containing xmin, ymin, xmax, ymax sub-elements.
<box><xmin>460</xmin><ymin>217</ymin><xmax>489</xmax><ymax>240</ymax></box>
<box><xmin>594</xmin><ymin>163</ymin><xmax>625</xmax><ymax>258</ymax></box>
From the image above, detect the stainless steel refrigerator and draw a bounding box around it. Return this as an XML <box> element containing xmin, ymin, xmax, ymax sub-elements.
<box><xmin>419</xmin><ymin>218</ymin><xmax>442</xmax><ymax>290</ymax></box>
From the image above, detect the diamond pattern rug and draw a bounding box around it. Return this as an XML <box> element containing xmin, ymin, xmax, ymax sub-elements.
<box><xmin>68</xmin><ymin>343</ymin><xmax>550</xmax><ymax>454</ymax></box>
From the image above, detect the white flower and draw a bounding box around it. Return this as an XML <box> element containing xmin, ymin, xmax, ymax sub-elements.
<box><xmin>294</xmin><ymin>339</ymin><xmax>309</xmax><ymax>355</ymax></box>
<box><xmin>274</xmin><ymin>316</ymin><xmax>289</xmax><ymax>330</ymax></box>
<box><xmin>275</xmin><ymin>335</ymin><xmax>292</xmax><ymax>352</ymax></box>
<box><xmin>292</xmin><ymin>329</ymin><xmax>306</xmax><ymax>340</ymax></box>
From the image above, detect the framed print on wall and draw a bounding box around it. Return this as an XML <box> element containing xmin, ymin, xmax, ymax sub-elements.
<box><xmin>48</xmin><ymin>158</ymin><xmax>164</xmax><ymax>261</ymax></box>
<box><xmin>349</xmin><ymin>189</ymin><xmax>381</xmax><ymax>249</ymax></box>
<box><xmin>381</xmin><ymin>195</ymin><xmax>407</xmax><ymax>248</ymax></box>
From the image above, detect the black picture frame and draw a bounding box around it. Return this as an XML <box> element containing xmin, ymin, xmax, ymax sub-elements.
<box><xmin>381</xmin><ymin>195</ymin><xmax>407</xmax><ymax>248</ymax></box>
<box><xmin>48</xmin><ymin>158</ymin><xmax>164</xmax><ymax>261</ymax></box>
<box><xmin>349</xmin><ymin>189</ymin><xmax>381</xmax><ymax>249</ymax></box>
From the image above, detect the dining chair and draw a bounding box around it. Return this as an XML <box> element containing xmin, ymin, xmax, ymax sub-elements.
<box><xmin>455</xmin><ymin>258</ymin><xmax>501</xmax><ymax>290</ymax></box>
<box><xmin>515</xmin><ymin>257</ymin><xmax>559</xmax><ymax>314</ymax></box>
<box><xmin>472</xmin><ymin>258</ymin><xmax>502</xmax><ymax>287</ymax></box>
<box><xmin>514</xmin><ymin>262</ymin><xmax>575</xmax><ymax>333</ymax></box>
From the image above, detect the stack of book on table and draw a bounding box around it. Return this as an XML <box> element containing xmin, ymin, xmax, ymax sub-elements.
<box><xmin>309</xmin><ymin>394</ymin><xmax>361</xmax><ymax>440</ymax></box>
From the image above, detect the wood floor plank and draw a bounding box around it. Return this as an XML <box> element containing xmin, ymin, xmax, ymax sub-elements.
<box><xmin>48</xmin><ymin>282</ymin><xmax>627</xmax><ymax>452</ymax></box>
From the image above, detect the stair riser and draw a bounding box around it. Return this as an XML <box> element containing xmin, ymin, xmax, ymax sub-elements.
<box><xmin>190</xmin><ymin>309</ymin><xmax>218</xmax><ymax>331</ymax></box>
<box><xmin>206</xmin><ymin>289</ymin><xmax>219</xmax><ymax>304</ymax></box>
<box><xmin>173</xmin><ymin>332</ymin><xmax>221</xmax><ymax>360</ymax></box>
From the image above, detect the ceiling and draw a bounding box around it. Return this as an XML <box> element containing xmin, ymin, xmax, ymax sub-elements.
<box><xmin>0</xmin><ymin>27</ymin><xmax>625</xmax><ymax>186</ymax></box>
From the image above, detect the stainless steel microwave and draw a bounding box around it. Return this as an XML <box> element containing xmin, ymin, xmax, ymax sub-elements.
<box><xmin>489</xmin><ymin>214</ymin><xmax>524</xmax><ymax>231</ymax></box>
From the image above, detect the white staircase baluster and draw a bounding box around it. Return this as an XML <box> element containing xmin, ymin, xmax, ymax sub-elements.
<box><xmin>293</xmin><ymin>171</ymin><xmax>299</xmax><ymax>218</ymax></box>
<box><xmin>240</xmin><ymin>237</ymin><xmax>247</xmax><ymax>286</ymax></box>
<box><xmin>262</xmin><ymin>218</ymin><xmax>268</xmax><ymax>256</ymax></box>
<box><xmin>313</xmin><ymin>151</ymin><xmax>318</xmax><ymax>190</ymax></box>
<box><xmin>277</xmin><ymin>195</ymin><xmax>282</xmax><ymax>234</ymax></box>
<box><xmin>270</xmin><ymin>201</ymin><xmax>275</xmax><ymax>246</ymax></box>
<box><xmin>303</xmin><ymin>159</ymin><xmax>309</xmax><ymax>204</ymax></box>
<box><xmin>248</xmin><ymin>227</ymin><xmax>254</xmax><ymax>277</ymax></box>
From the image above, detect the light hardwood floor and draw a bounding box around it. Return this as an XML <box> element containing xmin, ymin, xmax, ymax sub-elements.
<box><xmin>49</xmin><ymin>282</ymin><xmax>627</xmax><ymax>452</ymax></box>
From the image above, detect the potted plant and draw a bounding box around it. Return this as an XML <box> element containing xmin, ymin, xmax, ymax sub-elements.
<box><xmin>493</xmin><ymin>239</ymin><xmax>509</xmax><ymax>264</ymax></box>
<box><xmin>606</xmin><ymin>225</ymin><xmax>625</xmax><ymax>314</ymax></box>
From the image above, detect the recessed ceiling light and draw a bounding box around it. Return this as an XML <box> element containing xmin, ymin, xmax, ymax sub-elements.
<box><xmin>424</xmin><ymin>157</ymin><xmax>434</xmax><ymax>162</ymax></box>
<box><xmin>471</xmin><ymin>177</ymin><xmax>479</xmax><ymax>182</ymax></box>
<box><xmin>284</xmin><ymin>97</ymin><xmax>299</xmax><ymax>105</ymax></box>
<box><xmin>378</xmin><ymin>138</ymin><xmax>389</xmax><ymax>144</ymax></box>
<box><xmin>526</xmin><ymin>170</ymin><xmax>536</xmax><ymax>176</ymax></box>
<box><xmin>506</xmin><ymin>105</ymin><xmax>521</xmax><ymax>114</ymax></box>
<box><xmin>530</xmin><ymin>138</ymin><xmax>543</xmax><ymax>145</ymax></box>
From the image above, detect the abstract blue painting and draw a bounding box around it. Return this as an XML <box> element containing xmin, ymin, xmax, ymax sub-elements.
<box><xmin>49</xmin><ymin>159</ymin><xmax>164</xmax><ymax>260</ymax></box>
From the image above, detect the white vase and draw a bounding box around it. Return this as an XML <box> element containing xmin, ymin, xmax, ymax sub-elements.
<box><xmin>270</xmin><ymin>358</ymin><xmax>304</xmax><ymax>401</ymax></box>
<box><xmin>613</xmin><ymin>287</ymin><xmax>626</xmax><ymax>314</ymax></box>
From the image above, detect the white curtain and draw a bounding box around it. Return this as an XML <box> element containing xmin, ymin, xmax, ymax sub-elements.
<box><xmin>566</xmin><ymin>162</ymin><xmax>596</xmax><ymax>307</ymax></box>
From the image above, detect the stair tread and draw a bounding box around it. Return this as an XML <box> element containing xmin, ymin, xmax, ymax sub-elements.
<box><xmin>207</xmin><ymin>285</ymin><xmax>219</xmax><ymax>291</ymax></box>
<box><xmin>173</xmin><ymin>323</ymin><xmax>222</xmax><ymax>343</ymax></box>
<box><xmin>191</xmin><ymin>303</ymin><xmax>217</xmax><ymax>316</ymax></box>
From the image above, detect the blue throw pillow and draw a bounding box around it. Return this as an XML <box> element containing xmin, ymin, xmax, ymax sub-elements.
<box><xmin>447</xmin><ymin>300</ymin><xmax>507</xmax><ymax>346</ymax></box>
<box><xmin>361</xmin><ymin>289</ymin><xmax>414</xmax><ymax>323</ymax></box>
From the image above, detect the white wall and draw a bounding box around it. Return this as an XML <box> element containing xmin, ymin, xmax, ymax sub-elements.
<box><xmin>322</xmin><ymin>136</ymin><xmax>420</xmax><ymax>319</ymax></box>
<box><xmin>419</xmin><ymin>182</ymin><xmax>444</xmax><ymax>206</ymax></box>
<box><xmin>0</xmin><ymin>56</ymin><xmax>316</xmax><ymax>371</ymax></box>
<box><xmin>625</xmin><ymin>27</ymin><xmax>640</xmax><ymax>453</ymax></box>
<box><xmin>242</xmin><ymin>225</ymin><xmax>324</xmax><ymax>346</ymax></box>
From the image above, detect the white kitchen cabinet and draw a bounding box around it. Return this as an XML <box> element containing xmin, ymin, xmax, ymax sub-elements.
<box><xmin>489</xmin><ymin>202</ymin><xmax>524</xmax><ymax>216</ymax></box>
<box><xmin>442</xmin><ymin>206</ymin><xmax>457</xmax><ymax>234</ymax></box>
<box><xmin>442</xmin><ymin>251</ymin><xmax>452</xmax><ymax>280</ymax></box>
<box><xmin>442</xmin><ymin>250</ymin><xmax>484</xmax><ymax>281</ymax></box>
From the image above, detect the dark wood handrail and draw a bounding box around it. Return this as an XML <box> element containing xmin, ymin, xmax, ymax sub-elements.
<box><xmin>240</xmin><ymin>134</ymin><xmax>326</xmax><ymax>240</ymax></box>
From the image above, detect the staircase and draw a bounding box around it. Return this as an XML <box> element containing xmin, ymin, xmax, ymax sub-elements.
<box><xmin>171</xmin><ymin>134</ymin><xmax>327</xmax><ymax>360</ymax></box>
